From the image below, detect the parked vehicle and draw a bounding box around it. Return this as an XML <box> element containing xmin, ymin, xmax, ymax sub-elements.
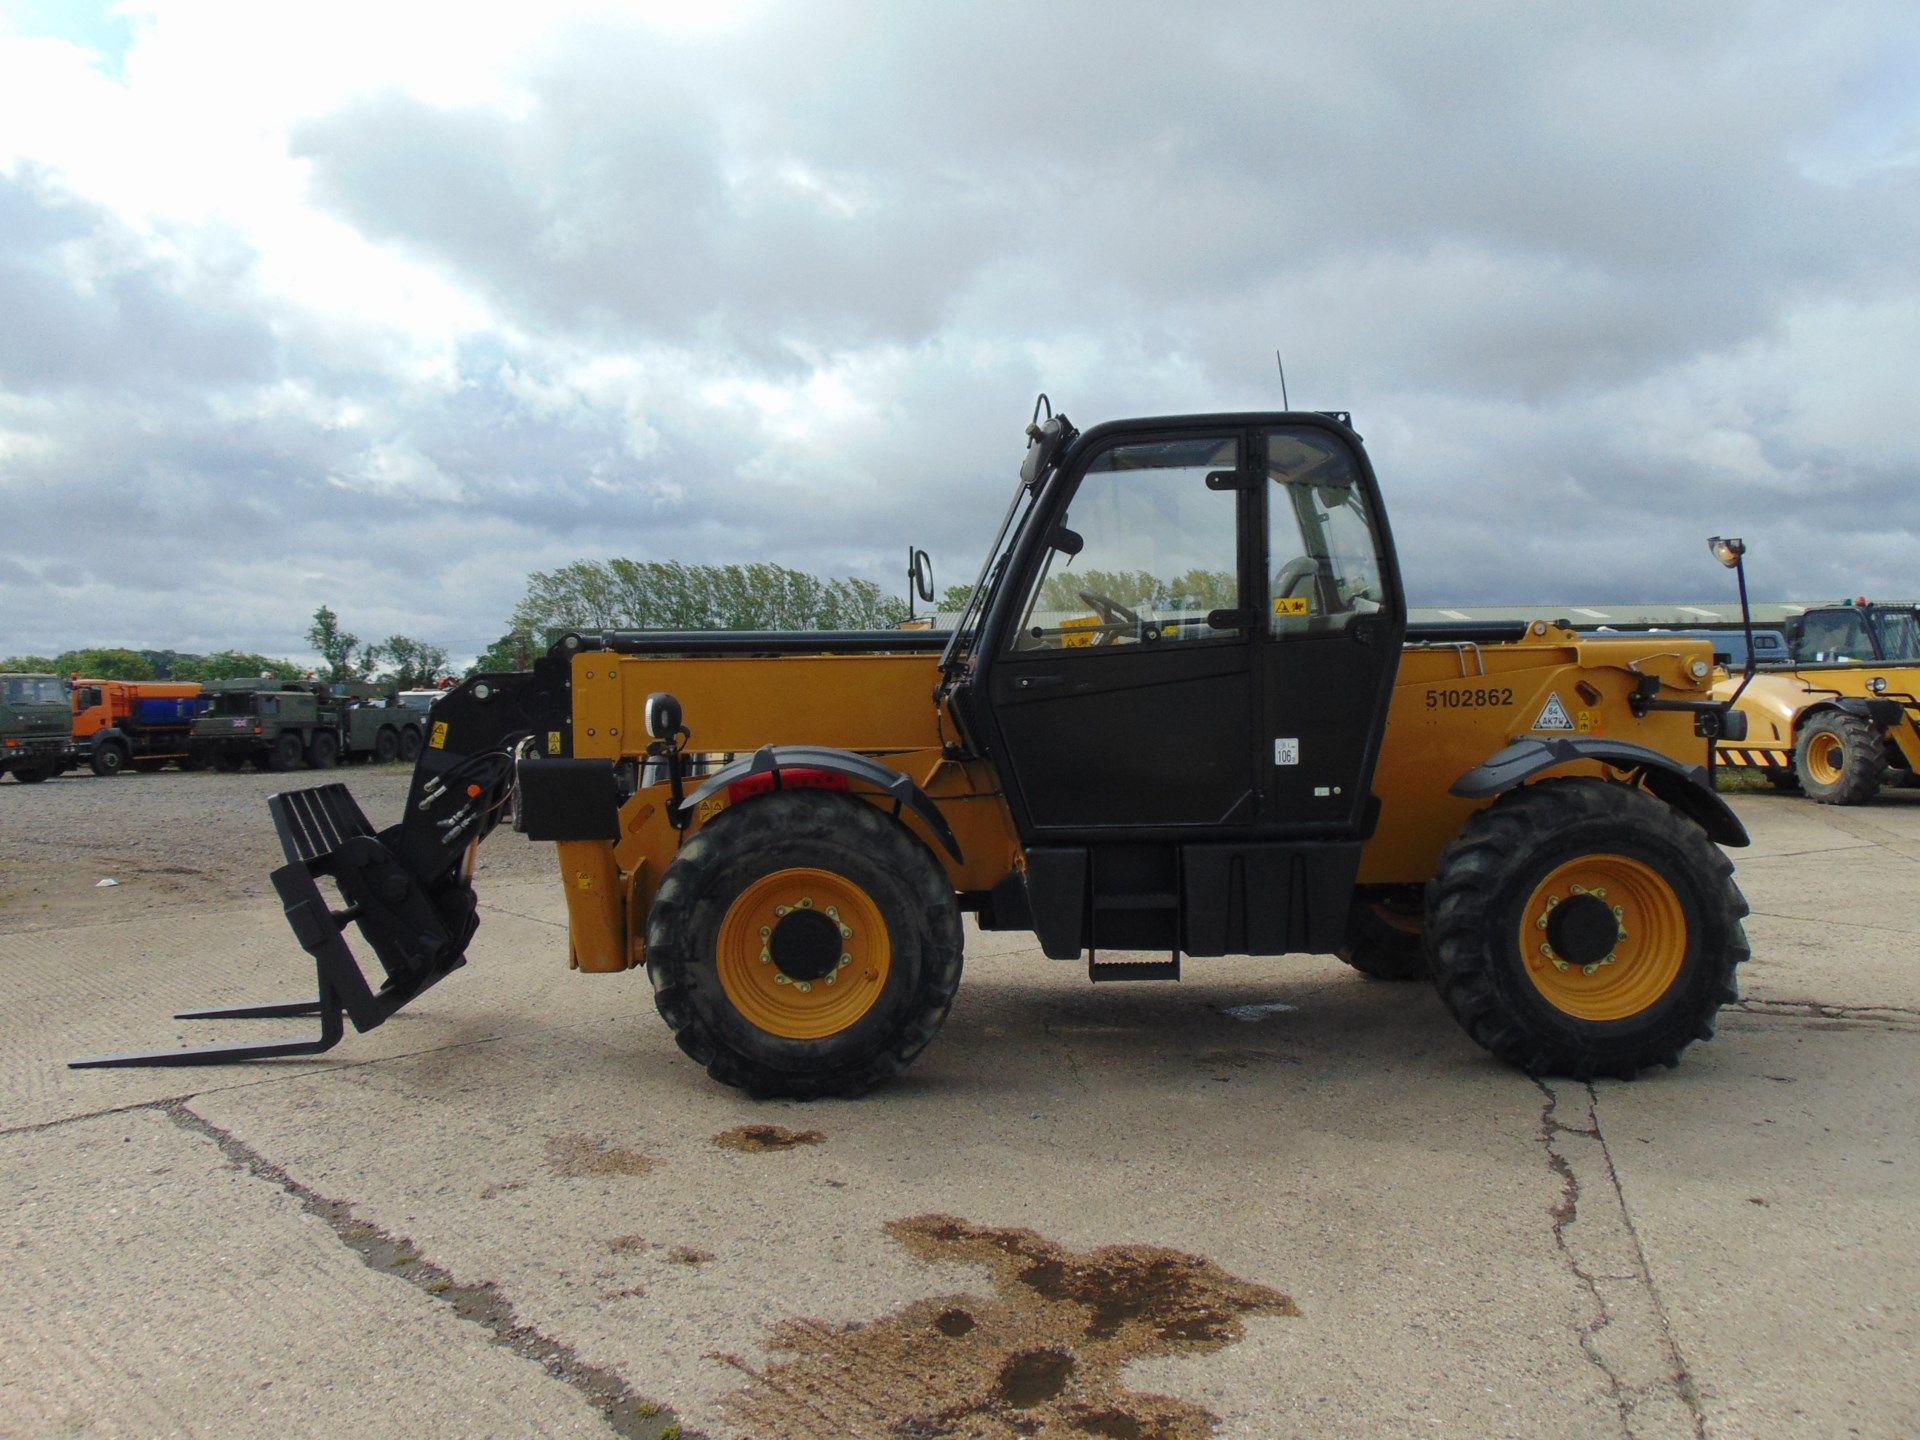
<box><xmin>70</xmin><ymin>679</ymin><xmax>207</xmax><ymax>776</ymax></box>
<box><xmin>190</xmin><ymin>679</ymin><xmax>424</xmax><ymax>771</ymax></box>
<box><xmin>1</xmin><ymin>672</ymin><xmax>71</xmax><ymax>784</ymax></box>
<box><xmin>90</xmin><ymin>402</ymin><xmax>1752</xmax><ymax>1096</ymax></box>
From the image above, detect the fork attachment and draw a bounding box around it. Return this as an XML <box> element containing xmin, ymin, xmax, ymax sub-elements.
<box><xmin>69</xmin><ymin>653</ymin><xmax>572</xmax><ymax>1070</ymax></box>
<box><xmin>70</xmin><ymin>786</ymin><xmax>477</xmax><ymax>1067</ymax></box>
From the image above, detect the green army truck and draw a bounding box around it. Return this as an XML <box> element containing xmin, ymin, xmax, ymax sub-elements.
<box><xmin>1</xmin><ymin>673</ymin><xmax>73</xmax><ymax>783</ymax></box>
<box><xmin>191</xmin><ymin>679</ymin><xmax>425</xmax><ymax>771</ymax></box>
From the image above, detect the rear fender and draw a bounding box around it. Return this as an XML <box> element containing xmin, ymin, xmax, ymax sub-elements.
<box><xmin>1452</xmin><ymin>736</ymin><xmax>1749</xmax><ymax>848</ymax></box>
<box><xmin>679</xmin><ymin>744</ymin><xmax>963</xmax><ymax>861</ymax></box>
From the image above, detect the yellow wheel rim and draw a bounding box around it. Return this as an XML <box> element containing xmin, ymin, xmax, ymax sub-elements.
<box><xmin>1518</xmin><ymin>854</ymin><xmax>1686</xmax><ymax>1021</ymax></box>
<box><xmin>1803</xmin><ymin>731</ymin><xmax>1845</xmax><ymax>786</ymax></box>
<box><xmin>716</xmin><ymin>867</ymin><xmax>891</xmax><ymax>1040</ymax></box>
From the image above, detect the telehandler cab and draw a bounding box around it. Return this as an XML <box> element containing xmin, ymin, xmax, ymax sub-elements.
<box><xmin>77</xmin><ymin>405</ymin><xmax>1754</xmax><ymax>1095</ymax></box>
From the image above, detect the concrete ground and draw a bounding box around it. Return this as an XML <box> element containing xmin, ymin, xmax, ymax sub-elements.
<box><xmin>2</xmin><ymin>783</ymin><xmax>1915</xmax><ymax>1439</ymax></box>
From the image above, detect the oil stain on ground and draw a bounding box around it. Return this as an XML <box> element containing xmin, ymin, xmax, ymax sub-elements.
<box><xmin>716</xmin><ymin>1213</ymin><xmax>1297</xmax><ymax>1438</ymax></box>
<box><xmin>544</xmin><ymin>1134</ymin><xmax>658</xmax><ymax>1178</ymax></box>
<box><xmin>714</xmin><ymin>1123</ymin><xmax>825</xmax><ymax>1152</ymax></box>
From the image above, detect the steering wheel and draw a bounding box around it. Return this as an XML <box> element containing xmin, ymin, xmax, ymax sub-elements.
<box><xmin>1076</xmin><ymin>590</ymin><xmax>1140</xmax><ymax>644</ymax></box>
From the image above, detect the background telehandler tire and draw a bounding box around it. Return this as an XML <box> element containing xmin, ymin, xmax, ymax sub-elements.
<box><xmin>647</xmin><ymin>789</ymin><xmax>963</xmax><ymax>1099</ymax></box>
<box><xmin>1425</xmin><ymin>777</ymin><xmax>1748</xmax><ymax>1080</ymax></box>
<box><xmin>1794</xmin><ymin>712</ymin><xmax>1887</xmax><ymax>805</ymax></box>
<box><xmin>1337</xmin><ymin>892</ymin><xmax>1430</xmax><ymax>980</ymax></box>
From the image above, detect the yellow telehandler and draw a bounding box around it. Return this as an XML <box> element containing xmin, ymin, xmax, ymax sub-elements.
<box><xmin>78</xmin><ymin>404</ymin><xmax>1754</xmax><ymax>1094</ymax></box>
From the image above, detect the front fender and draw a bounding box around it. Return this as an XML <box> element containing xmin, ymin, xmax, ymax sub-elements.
<box><xmin>1452</xmin><ymin>736</ymin><xmax>1749</xmax><ymax>848</ymax></box>
<box><xmin>679</xmin><ymin>745</ymin><xmax>963</xmax><ymax>861</ymax></box>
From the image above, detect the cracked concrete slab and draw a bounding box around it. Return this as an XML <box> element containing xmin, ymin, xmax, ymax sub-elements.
<box><xmin>0</xmin><ymin>1105</ymin><xmax>614</xmax><ymax>1439</ymax></box>
<box><xmin>3</xmin><ymin>792</ymin><xmax>1917</xmax><ymax>1437</ymax></box>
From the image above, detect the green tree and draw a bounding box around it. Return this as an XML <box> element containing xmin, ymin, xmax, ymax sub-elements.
<box><xmin>1</xmin><ymin>654</ymin><xmax>59</xmax><ymax>673</ymax></box>
<box><xmin>468</xmin><ymin>632</ymin><xmax>538</xmax><ymax>676</ymax></box>
<box><xmin>367</xmin><ymin>635</ymin><xmax>450</xmax><ymax>689</ymax></box>
<box><xmin>505</xmin><ymin>560</ymin><xmax>909</xmax><ymax>636</ymax></box>
<box><xmin>306</xmin><ymin>605</ymin><xmax>363</xmax><ymax>683</ymax></box>
<box><xmin>53</xmin><ymin>647</ymin><xmax>155</xmax><ymax>680</ymax></box>
<box><xmin>173</xmin><ymin>651</ymin><xmax>307</xmax><ymax>682</ymax></box>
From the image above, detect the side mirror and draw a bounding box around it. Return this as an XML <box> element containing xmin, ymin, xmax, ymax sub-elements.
<box><xmin>1707</xmin><ymin>535</ymin><xmax>1745</xmax><ymax>569</ymax></box>
<box><xmin>909</xmin><ymin>548</ymin><xmax>935</xmax><ymax>603</ymax></box>
<box><xmin>1048</xmin><ymin>525</ymin><xmax>1085</xmax><ymax>557</ymax></box>
<box><xmin>645</xmin><ymin>692</ymin><xmax>683</xmax><ymax>741</ymax></box>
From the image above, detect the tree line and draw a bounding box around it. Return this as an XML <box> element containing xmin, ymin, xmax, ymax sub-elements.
<box><xmin>8</xmin><ymin>560</ymin><xmax>951</xmax><ymax>683</ymax></box>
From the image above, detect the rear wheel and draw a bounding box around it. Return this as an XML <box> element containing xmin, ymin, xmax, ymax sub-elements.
<box><xmin>1795</xmin><ymin>712</ymin><xmax>1887</xmax><ymax>804</ymax></box>
<box><xmin>1337</xmin><ymin>890</ymin><xmax>1430</xmax><ymax>980</ymax></box>
<box><xmin>374</xmin><ymin>727</ymin><xmax>400</xmax><ymax>763</ymax></box>
<box><xmin>306</xmin><ymin>730</ymin><xmax>339</xmax><ymax>768</ymax></box>
<box><xmin>647</xmin><ymin>790</ymin><xmax>963</xmax><ymax>1098</ymax></box>
<box><xmin>1426</xmin><ymin>777</ymin><xmax>1748</xmax><ymax>1079</ymax></box>
<box><xmin>398</xmin><ymin>726</ymin><xmax>423</xmax><ymax>761</ymax></box>
<box><xmin>266</xmin><ymin>733</ymin><xmax>305</xmax><ymax>772</ymax></box>
<box><xmin>90</xmin><ymin>742</ymin><xmax>130</xmax><ymax>778</ymax></box>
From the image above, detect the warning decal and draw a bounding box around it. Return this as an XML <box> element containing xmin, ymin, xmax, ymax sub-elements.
<box><xmin>1532</xmin><ymin>694</ymin><xmax>1576</xmax><ymax>731</ymax></box>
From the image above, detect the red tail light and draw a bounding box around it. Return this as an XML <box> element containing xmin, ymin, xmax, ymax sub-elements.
<box><xmin>726</xmin><ymin>767</ymin><xmax>850</xmax><ymax>803</ymax></box>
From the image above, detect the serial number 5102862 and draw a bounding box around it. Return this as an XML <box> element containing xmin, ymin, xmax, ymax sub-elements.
<box><xmin>1425</xmin><ymin>686</ymin><xmax>1515</xmax><ymax>709</ymax></box>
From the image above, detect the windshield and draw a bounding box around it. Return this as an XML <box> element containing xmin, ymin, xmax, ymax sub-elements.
<box><xmin>1869</xmin><ymin>608</ymin><xmax>1920</xmax><ymax>662</ymax></box>
<box><xmin>2</xmin><ymin>677</ymin><xmax>65</xmax><ymax>706</ymax></box>
<box><xmin>938</xmin><ymin>479</ymin><xmax>1041</xmax><ymax>675</ymax></box>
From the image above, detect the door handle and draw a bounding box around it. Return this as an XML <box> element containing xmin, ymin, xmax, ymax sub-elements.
<box><xmin>1015</xmin><ymin>674</ymin><xmax>1065</xmax><ymax>690</ymax></box>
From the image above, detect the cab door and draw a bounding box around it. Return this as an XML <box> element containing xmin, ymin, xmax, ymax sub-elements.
<box><xmin>984</xmin><ymin>428</ymin><xmax>1257</xmax><ymax>835</ymax></box>
<box><xmin>1255</xmin><ymin>424</ymin><xmax>1404</xmax><ymax>835</ymax></box>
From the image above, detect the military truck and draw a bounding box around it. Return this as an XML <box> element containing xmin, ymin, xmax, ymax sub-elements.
<box><xmin>191</xmin><ymin>679</ymin><xmax>425</xmax><ymax>771</ymax></box>
<box><xmin>70</xmin><ymin>678</ymin><xmax>208</xmax><ymax>775</ymax></box>
<box><xmin>0</xmin><ymin>672</ymin><xmax>72</xmax><ymax>783</ymax></box>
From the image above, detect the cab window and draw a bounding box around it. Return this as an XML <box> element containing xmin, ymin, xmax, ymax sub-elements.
<box><xmin>1009</xmin><ymin>435</ymin><xmax>1242</xmax><ymax>652</ymax></box>
<box><xmin>1796</xmin><ymin>610</ymin><xmax>1873</xmax><ymax>662</ymax></box>
<box><xmin>1267</xmin><ymin>429</ymin><xmax>1387</xmax><ymax>635</ymax></box>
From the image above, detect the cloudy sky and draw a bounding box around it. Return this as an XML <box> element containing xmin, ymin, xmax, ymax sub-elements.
<box><xmin>2</xmin><ymin>1</ymin><xmax>1917</xmax><ymax>666</ymax></box>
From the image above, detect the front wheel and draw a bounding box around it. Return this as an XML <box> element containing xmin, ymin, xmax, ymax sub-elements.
<box><xmin>1426</xmin><ymin>778</ymin><xmax>1748</xmax><ymax>1079</ymax></box>
<box><xmin>374</xmin><ymin>727</ymin><xmax>400</xmax><ymax>763</ymax></box>
<box><xmin>90</xmin><ymin>742</ymin><xmax>130</xmax><ymax>778</ymax></box>
<box><xmin>398</xmin><ymin>727</ymin><xmax>422</xmax><ymax>761</ymax></box>
<box><xmin>1795</xmin><ymin>712</ymin><xmax>1887</xmax><ymax>804</ymax></box>
<box><xmin>647</xmin><ymin>790</ymin><xmax>963</xmax><ymax>1098</ymax></box>
<box><xmin>266</xmin><ymin>733</ymin><xmax>305</xmax><ymax>772</ymax></box>
<box><xmin>10</xmin><ymin>762</ymin><xmax>53</xmax><ymax>784</ymax></box>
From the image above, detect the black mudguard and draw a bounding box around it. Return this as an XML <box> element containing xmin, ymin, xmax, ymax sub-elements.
<box><xmin>679</xmin><ymin>744</ymin><xmax>963</xmax><ymax>861</ymax></box>
<box><xmin>1452</xmin><ymin>736</ymin><xmax>1749</xmax><ymax>848</ymax></box>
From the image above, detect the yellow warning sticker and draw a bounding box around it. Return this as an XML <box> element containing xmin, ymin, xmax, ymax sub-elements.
<box><xmin>1060</xmin><ymin>614</ymin><xmax>1101</xmax><ymax>648</ymax></box>
<box><xmin>1273</xmin><ymin>596</ymin><xmax>1310</xmax><ymax>616</ymax></box>
<box><xmin>546</xmin><ymin>730</ymin><xmax>561</xmax><ymax>755</ymax></box>
<box><xmin>1577</xmin><ymin>708</ymin><xmax>1605</xmax><ymax>735</ymax></box>
<box><xmin>696</xmin><ymin>796</ymin><xmax>728</xmax><ymax>823</ymax></box>
<box><xmin>428</xmin><ymin>721</ymin><xmax>449</xmax><ymax>749</ymax></box>
<box><xmin>575</xmin><ymin>874</ymin><xmax>594</xmax><ymax>890</ymax></box>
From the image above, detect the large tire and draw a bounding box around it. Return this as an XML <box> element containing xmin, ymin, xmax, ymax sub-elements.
<box><xmin>373</xmin><ymin>727</ymin><xmax>400</xmax><ymax>763</ymax></box>
<box><xmin>90</xmin><ymin>741</ymin><xmax>130</xmax><ymax>778</ymax></box>
<box><xmin>306</xmin><ymin>729</ymin><xmax>339</xmax><ymax>769</ymax></box>
<box><xmin>647</xmin><ymin>790</ymin><xmax>964</xmax><ymax>1098</ymax></box>
<box><xmin>1337</xmin><ymin>890</ymin><xmax>1430</xmax><ymax>981</ymax></box>
<box><xmin>398</xmin><ymin>726</ymin><xmax>423</xmax><ymax>761</ymax></box>
<box><xmin>1794</xmin><ymin>712</ymin><xmax>1887</xmax><ymax>804</ymax></box>
<box><xmin>10</xmin><ymin>762</ymin><xmax>53</xmax><ymax>784</ymax></box>
<box><xmin>266</xmin><ymin>732</ymin><xmax>306</xmax><ymax>772</ymax></box>
<box><xmin>1426</xmin><ymin>777</ymin><xmax>1748</xmax><ymax>1080</ymax></box>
